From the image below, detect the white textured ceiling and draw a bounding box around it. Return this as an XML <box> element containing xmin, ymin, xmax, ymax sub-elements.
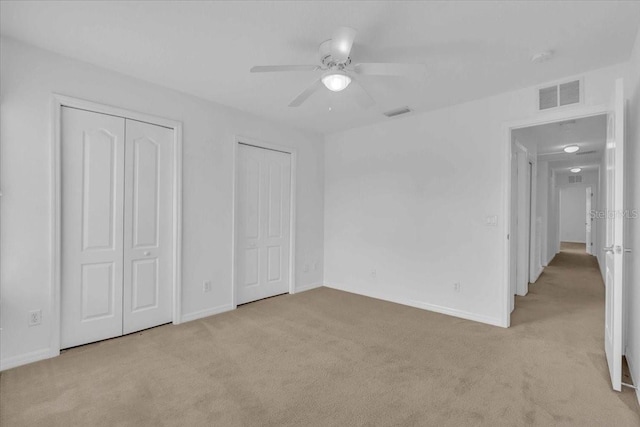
<box><xmin>514</xmin><ymin>114</ymin><xmax>607</xmax><ymax>173</ymax></box>
<box><xmin>1</xmin><ymin>1</ymin><xmax>639</xmax><ymax>134</ymax></box>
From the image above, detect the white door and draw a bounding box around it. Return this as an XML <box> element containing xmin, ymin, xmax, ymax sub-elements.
<box><xmin>61</xmin><ymin>109</ymin><xmax>173</xmax><ymax>348</ymax></box>
<box><xmin>61</xmin><ymin>107</ymin><xmax>126</xmax><ymax>348</ymax></box>
<box><xmin>604</xmin><ymin>78</ymin><xmax>625</xmax><ymax>392</ymax></box>
<box><xmin>236</xmin><ymin>143</ymin><xmax>291</xmax><ymax>305</ymax></box>
<box><xmin>586</xmin><ymin>186</ymin><xmax>592</xmax><ymax>254</ymax></box>
<box><xmin>122</xmin><ymin>119</ymin><xmax>173</xmax><ymax>334</ymax></box>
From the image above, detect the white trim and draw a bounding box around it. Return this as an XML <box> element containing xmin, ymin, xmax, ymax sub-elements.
<box><xmin>1</xmin><ymin>348</ymin><xmax>52</xmax><ymax>372</ymax></box>
<box><xmin>231</xmin><ymin>136</ymin><xmax>297</xmax><ymax>307</ymax></box>
<box><xmin>625</xmin><ymin>350</ymin><xmax>640</xmax><ymax>406</ymax></box>
<box><xmin>50</xmin><ymin>94</ymin><xmax>183</xmax><ymax>357</ymax></box>
<box><xmin>180</xmin><ymin>304</ymin><xmax>234</xmax><ymax>323</ymax></box>
<box><xmin>502</xmin><ymin>103</ymin><xmax>610</xmax><ymax>328</ymax></box>
<box><xmin>294</xmin><ymin>282</ymin><xmax>323</xmax><ymax>293</ymax></box>
<box><xmin>532</xmin><ymin>266</ymin><xmax>545</xmax><ymax>283</ymax></box>
<box><xmin>324</xmin><ymin>283</ymin><xmax>504</xmax><ymax>328</ymax></box>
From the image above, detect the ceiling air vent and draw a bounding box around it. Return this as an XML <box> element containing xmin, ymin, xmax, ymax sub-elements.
<box><xmin>538</xmin><ymin>79</ymin><xmax>582</xmax><ymax>111</ymax></box>
<box><xmin>568</xmin><ymin>175</ymin><xmax>583</xmax><ymax>184</ymax></box>
<box><xmin>384</xmin><ymin>106</ymin><xmax>412</xmax><ymax>118</ymax></box>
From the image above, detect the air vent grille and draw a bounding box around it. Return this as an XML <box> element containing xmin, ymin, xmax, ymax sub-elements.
<box><xmin>539</xmin><ymin>86</ymin><xmax>558</xmax><ymax>110</ymax></box>
<box><xmin>559</xmin><ymin>80</ymin><xmax>580</xmax><ymax>106</ymax></box>
<box><xmin>568</xmin><ymin>175</ymin><xmax>583</xmax><ymax>184</ymax></box>
<box><xmin>384</xmin><ymin>107</ymin><xmax>412</xmax><ymax>118</ymax></box>
<box><xmin>538</xmin><ymin>79</ymin><xmax>581</xmax><ymax>111</ymax></box>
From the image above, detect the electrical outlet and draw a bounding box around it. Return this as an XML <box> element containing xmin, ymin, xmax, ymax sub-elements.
<box><xmin>303</xmin><ymin>264</ymin><xmax>310</xmax><ymax>273</ymax></box>
<box><xmin>203</xmin><ymin>281</ymin><xmax>212</xmax><ymax>293</ymax></box>
<box><xmin>371</xmin><ymin>270</ymin><xmax>377</xmax><ymax>279</ymax></box>
<box><xmin>28</xmin><ymin>310</ymin><xmax>42</xmax><ymax>326</ymax></box>
<box><xmin>313</xmin><ymin>261</ymin><xmax>318</xmax><ymax>271</ymax></box>
<box><xmin>453</xmin><ymin>282</ymin><xmax>461</xmax><ymax>293</ymax></box>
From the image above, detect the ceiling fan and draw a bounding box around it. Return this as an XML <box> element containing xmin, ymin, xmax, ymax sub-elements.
<box><xmin>250</xmin><ymin>27</ymin><xmax>426</xmax><ymax>108</ymax></box>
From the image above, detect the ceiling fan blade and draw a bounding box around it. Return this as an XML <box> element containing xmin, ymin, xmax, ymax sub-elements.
<box><xmin>350</xmin><ymin>80</ymin><xmax>375</xmax><ymax>109</ymax></box>
<box><xmin>288</xmin><ymin>79</ymin><xmax>323</xmax><ymax>107</ymax></box>
<box><xmin>250</xmin><ymin>65</ymin><xmax>319</xmax><ymax>73</ymax></box>
<box><xmin>331</xmin><ymin>26</ymin><xmax>357</xmax><ymax>62</ymax></box>
<box><xmin>353</xmin><ymin>63</ymin><xmax>427</xmax><ymax>78</ymax></box>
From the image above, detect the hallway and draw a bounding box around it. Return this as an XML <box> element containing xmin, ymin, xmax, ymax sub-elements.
<box><xmin>511</xmin><ymin>242</ymin><xmax>639</xmax><ymax>419</ymax></box>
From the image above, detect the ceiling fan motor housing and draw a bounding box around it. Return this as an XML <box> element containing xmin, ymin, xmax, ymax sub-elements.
<box><xmin>319</xmin><ymin>39</ymin><xmax>351</xmax><ymax>68</ymax></box>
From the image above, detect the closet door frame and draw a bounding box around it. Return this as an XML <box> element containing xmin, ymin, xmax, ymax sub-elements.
<box><xmin>50</xmin><ymin>94</ymin><xmax>183</xmax><ymax>357</ymax></box>
<box><xmin>231</xmin><ymin>136</ymin><xmax>297</xmax><ymax>308</ymax></box>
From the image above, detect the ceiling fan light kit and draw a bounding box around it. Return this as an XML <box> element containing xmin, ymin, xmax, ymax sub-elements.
<box><xmin>250</xmin><ymin>26</ymin><xmax>426</xmax><ymax>107</ymax></box>
<box><xmin>322</xmin><ymin>71</ymin><xmax>351</xmax><ymax>92</ymax></box>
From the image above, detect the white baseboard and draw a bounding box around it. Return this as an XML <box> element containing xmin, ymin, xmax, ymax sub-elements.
<box><xmin>180</xmin><ymin>304</ymin><xmax>234</xmax><ymax>323</ymax></box>
<box><xmin>531</xmin><ymin>266</ymin><xmax>545</xmax><ymax>283</ymax></box>
<box><xmin>0</xmin><ymin>347</ymin><xmax>52</xmax><ymax>372</ymax></box>
<box><xmin>323</xmin><ymin>283</ymin><xmax>504</xmax><ymax>328</ymax></box>
<box><xmin>294</xmin><ymin>282</ymin><xmax>323</xmax><ymax>293</ymax></box>
<box><xmin>625</xmin><ymin>349</ymin><xmax>640</xmax><ymax>406</ymax></box>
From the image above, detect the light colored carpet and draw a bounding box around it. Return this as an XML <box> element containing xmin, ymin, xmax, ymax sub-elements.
<box><xmin>1</xmin><ymin>243</ymin><xmax>639</xmax><ymax>426</ymax></box>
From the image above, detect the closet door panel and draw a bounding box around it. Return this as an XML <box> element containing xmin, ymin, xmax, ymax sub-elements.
<box><xmin>122</xmin><ymin>119</ymin><xmax>173</xmax><ymax>334</ymax></box>
<box><xmin>61</xmin><ymin>107</ymin><xmax>125</xmax><ymax>349</ymax></box>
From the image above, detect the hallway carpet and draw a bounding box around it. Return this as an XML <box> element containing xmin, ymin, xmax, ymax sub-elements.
<box><xmin>1</xmin><ymin>244</ymin><xmax>639</xmax><ymax>426</ymax></box>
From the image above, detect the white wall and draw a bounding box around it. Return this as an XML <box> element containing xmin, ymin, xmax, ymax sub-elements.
<box><xmin>0</xmin><ymin>37</ymin><xmax>325</xmax><ymax>369</ymax></box>
<box><xmin>556</xmin><ymin>170</ymin><xmax>599</xmax><ymax>247</ymax></box>
<box><xmin>559</xmin><ymin>186</ymin><xmax>587</xmax><ymax>243</ymax></box>
<box><xmin>537</xmin><ymin>161</ymin><xmax>550</xmax><ymax>265</ymax></box>
<box><xmin>324</xmin><ymin>62</ymin><xmax>626</xmax><ymax>327</ymax></box>
<box><xmin>547</xmin><ymin>169</ymin><xmax>561</xmax><ymax>261</ymax></box>
<box><xmin>623</xmin><ymin>27</ymin><xmax>640</xmax><ymax>405</ymax></box>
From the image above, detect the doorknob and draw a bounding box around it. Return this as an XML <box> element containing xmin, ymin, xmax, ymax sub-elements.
<box><xmin>143</xmin><ymin>251</ymin><xmax>151</xmax><ymax>256</ymax></box>
<box><xmin>603</xmin><ymin>246</ymin><xmax>614</xmax><ymax>253</ymax></box>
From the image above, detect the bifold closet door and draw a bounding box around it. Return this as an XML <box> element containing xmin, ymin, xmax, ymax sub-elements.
<box><xmin>236</xmin><ymin>144</ymin><xmax>291</xmax><ymax>305</ymax></box>
<box><xmin>61</xmin><ymin>108</ymin><xmax>173</xmax><ymax>349</ymax></box>
<box><xmin>122</xmin><ymin>119</ymin><xmax>173</xmax><ymax>334</ymax></box>
<box><xmin>61</xmin><ymin>107</ymin><xmax>126</xmax><ymax>348</ymax></box>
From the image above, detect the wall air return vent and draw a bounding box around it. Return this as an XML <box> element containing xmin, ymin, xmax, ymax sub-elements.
<box><xmin>384</xmin><ymin>106</ymin><xmax>412</xmax><ymax>118</ymax></box>
<box><xmin>537</xmin><ymin>79</ymin><xmax>582</xmax><ymax>111</ymax></box>
<box><xmin>568</xmin><ymin>175</ymin><xmax>583</xmax><ymax>184</ymax></box>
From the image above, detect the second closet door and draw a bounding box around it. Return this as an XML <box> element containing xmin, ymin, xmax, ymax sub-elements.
<box><xmin>236</xmin><ymin>144</ymin><xmax>291</xmax><ymax>305</ymax></box>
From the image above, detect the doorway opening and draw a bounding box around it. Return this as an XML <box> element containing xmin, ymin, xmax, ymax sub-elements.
<box><xmin>504</xmin><ymin>77</ymin><xmax>627</xmax><ymax>393</ymax></box>
<box><xmin>509</xmin><ymin>113</ymin><xmax>607</xmax><ymax>307</ymax></box>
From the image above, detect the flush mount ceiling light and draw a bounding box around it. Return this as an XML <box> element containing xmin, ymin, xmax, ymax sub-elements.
<box><xmin>570</xmin><ymin>167</ymin><xmax>582</xmax><ymax>173</ymax></box>
<box><xmin>564</xmin><ymin>145</ymin><xmax>580</xmax><ymax>153</ymax></box>
<box><xmin>321</xmin><ymin>71</ymin><xmax>351</xmax><ymax>92</ymax></box>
